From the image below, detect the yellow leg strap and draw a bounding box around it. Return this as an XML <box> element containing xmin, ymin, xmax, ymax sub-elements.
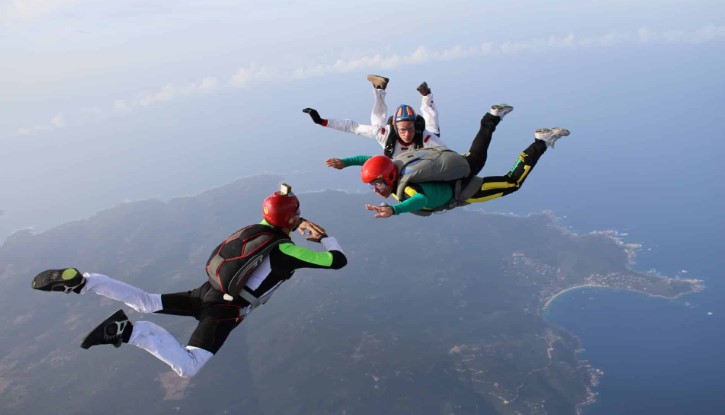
<box><xmin>466</xmin><ymin>192</ymin><xmax>505</xmax><ymax>204</ymax></box>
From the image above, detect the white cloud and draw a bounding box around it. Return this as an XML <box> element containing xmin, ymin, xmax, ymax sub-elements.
<box><xmin>1</xmin><ymin>0</ymin><xmax>99</xmax><ymax>24</ymax></box>
<box><xmin>227</xmin><ymin>25</ymin><xmax>725</xmax><ymax>88</ymax></box>
<box><xmin>13</xmin><ymin>25</ymin><xmax>725</xmax><ymax>136</ymax></box>
<box><xmin>51</xmin><ymin>114</ymin><xmax>65</xmax><ymax>128</ymax></box>
<box><xmin>638</xmin><ymin>25</ymin><xmax>725</xmax><ymax>44</ymax></box>
<box><xmin>138</xmin><ymin>77</ymin><xmax>220</xmax><ymax>107</ymax></box>
<box><xmin>17</xmin><ymin>113</ymin><xmax>65</xmax><ymax>135</ymax></box>
<box><xmin>139</xmin><ymin>84</ymin><xmax>177</xmax><ymax>107</ymax></box>
<box><xmin>197</xmin><ymin>77</ymin><xmax>219</xmax><ymax>92</ymax></box>
<box><xmin>80</xmin><ymin>107</ymin><xmax>104</xmax><ymax>118</ymax></box>
<box><xmin>113</xmin><ymin>100</ymin><xmax>131</xmax><ymax>112</ymax></box>
<box><xmin>231</xmin><ymin>64</ymin><xmax>280</xmax><ymax>87</ymax></box>
<box><xmin>579</xmin><ymin>32</ymin><xmax>631</xmax><ymax>48</ymax></box>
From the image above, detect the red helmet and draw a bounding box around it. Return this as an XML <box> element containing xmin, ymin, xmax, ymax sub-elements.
<box><xmin>262</xmin><ymin>184</ymin><xmax>300</xmax><ymax>228</ymax></box>
<box><xmin>361</xmin><ymin>155</ymin><xmax>398</xmax><ymax>186</ymax></box>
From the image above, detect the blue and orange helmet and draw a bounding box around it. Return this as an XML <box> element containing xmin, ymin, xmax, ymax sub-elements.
<box><xmin>393</xmin><ymin>104</ymin><xmax>417</xmax><ymax>124</ymax></box>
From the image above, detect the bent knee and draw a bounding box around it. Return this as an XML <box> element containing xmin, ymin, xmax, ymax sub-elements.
<box><xmin>176</xmin><ymin>366</ymin><xmax>200</xmax><ymax>378</ymax></box>
<box><xmin>175</xmin><ymin>347</ymin><xmax>214</xmax><ymax>378</ymax></box>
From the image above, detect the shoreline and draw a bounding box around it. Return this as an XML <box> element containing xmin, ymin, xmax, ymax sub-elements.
<box><xmin>541</xmin><ymin>277</ymin><xmax>705</xmax><ymax>312</ymax></box>
<box><xmin>541</xmin><ymin>278</ymin><xmax>704</xmax><ymax>414</ymax></box>
<box><xmin>541</xmin><ymin>284</ymin><xmax>604</xmax><ymax>310</ymax></box>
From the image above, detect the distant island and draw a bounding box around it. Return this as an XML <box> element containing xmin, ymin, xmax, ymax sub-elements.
<box><xmin>0</xmin><ymin>176</ymin><xmax>703</xmax><ymax>415</ymax></box>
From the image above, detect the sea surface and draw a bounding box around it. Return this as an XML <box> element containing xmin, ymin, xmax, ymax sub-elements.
<box><xmin>544</xmin><ymin>246</ymin><xmax>725</xmax><ymax>414</ymax></box>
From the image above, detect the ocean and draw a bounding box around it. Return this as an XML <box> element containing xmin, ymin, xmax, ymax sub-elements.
<box><xmin>544</xmin><ymin>242</ymin><xmax>725</xmax><ymax>414</ymax></box>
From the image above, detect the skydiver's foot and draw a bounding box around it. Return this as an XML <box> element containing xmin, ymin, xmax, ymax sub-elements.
<box><xmin>535</xmin><ymin>128</ymin><xmax>571</xmax><ymax>148</ymax></box>
<box><xmin>416</xmin><ymin>81</ymin><xmax>431</xmax><ymax>96</ymax></box>
<box><xmin>490</xmin><ymin>104</ymin><xmax>514</xmax><ymax>119</ymax></box>
<box><xmin>367</xmin><ymin>74</ymin><xmax>389</xmax><ymax>90</ymax></box>
<box><xmin>32</xmin><ymin>268</ymin><xmax>86</xmax><ymax>293</ymax></box>
<box><xmin>80</xmin><ymin>309</ymin><xmax>133</xmax><ymax>349</ymax></box>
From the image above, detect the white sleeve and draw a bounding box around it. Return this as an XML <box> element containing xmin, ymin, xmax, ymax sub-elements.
<box><xmin>325</xmin><ymin>118</ymin><xmax>391</xmax><ymax>149</ymax></box>
<box><xmin>420</xmin><ymin>93</ymin><xmax>440</xmax><ymax>136</ymax></box>
<box><xmin>321</xmin><ymin>236</ymin><xmax>344</xmax><ymax>254</ymax></box>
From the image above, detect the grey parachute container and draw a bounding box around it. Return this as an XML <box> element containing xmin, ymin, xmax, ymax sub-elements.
<box><xmin>392</xmin><ymin>146</ymin><xmax>483</xmax><ymax>216</ymax></box>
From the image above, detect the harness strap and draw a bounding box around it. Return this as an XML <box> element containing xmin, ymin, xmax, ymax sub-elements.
<box><xmin>238</xmin><ymin>289</ymin><xmax>262</xmax><ymax>308</ymax></box>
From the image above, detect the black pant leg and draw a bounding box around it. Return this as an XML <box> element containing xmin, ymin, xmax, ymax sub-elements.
<box><xmin>506</xmin><ymin>139</ymin><xmax>547</xmax><ymax>185</ymax></box>
<box><xmin>464</xmin><ymin>113</ymin><xmax>501</xmax><ymax>176</ymax></box>
<box><xmin>186</xmin><ymin>303</ymin><xmax>243</xmax><ymax>354</ymax></box>
<box><xmin>466</xmin><ymin>140</ymin><xmax>547</xmax><ymax>202</ymax></box>
<box><xmin>155</xmin><ymin>283</ymin><xmax>210</xmax><ymax>318</ymax></box>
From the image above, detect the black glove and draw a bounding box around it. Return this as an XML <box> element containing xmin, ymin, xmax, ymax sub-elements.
<box><xmin>303</xmin><ymin>108</ymin><xmax>324</xmax><ymax>125</ymax></box>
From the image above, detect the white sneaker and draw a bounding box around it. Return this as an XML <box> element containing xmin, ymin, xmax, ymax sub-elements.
<box><xmin>491</xmin><ymin>104</ymin><xmax>514</xmax><ymax>119</ymax></box>
<box><xmin>535</xmin><ymin>128</ymin><xmax>570</xmax><ymax>148</ymax></box>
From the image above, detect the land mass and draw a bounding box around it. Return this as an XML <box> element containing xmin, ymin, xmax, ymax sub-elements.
<box><xmin>0</xmin><ymin>176</ymin><xmax>702</xmax><ymax>415</ymax></box>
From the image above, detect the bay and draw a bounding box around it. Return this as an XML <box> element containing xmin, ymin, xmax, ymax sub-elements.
<box><xmin>545</xmin><ymin>275</ymin><xmax>725</xmax><ymax>414</ymax></box>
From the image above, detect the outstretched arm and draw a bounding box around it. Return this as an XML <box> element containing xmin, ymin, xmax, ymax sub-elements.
<box><xmin>325</xmin><ymin>158</ymin><xmax>346</xmax><ymax>170</ymax></box>
<box><xmin>280</xmin><ymin>220</ymin><xmax>347</xmax><ymax>270</ymax></box>
<box><xmin>304</xmin><ymin>108</ymin><xmax>390</xmax><ymax>149</ymax></box>
<box><xmin>365</xmin><ymin>183</ymin><xmax>449</xmax><ymax>218</ymax></box>
<box><xmin>326</xmin><ymin>155</ymin><xmax>372</xmax><ymax>170</ymax></box>
<box><xmin>366</xmin><ymin>192</ymin><xmax>429</xmax><ymax>218</ymax></box>
<box><xmin>365</xmin><ymin>204</ymin><xmax>394</xmax><ymax>219</ymax></box>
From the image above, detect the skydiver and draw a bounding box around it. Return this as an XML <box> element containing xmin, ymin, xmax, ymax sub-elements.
<box><xmin>31</xmin><ymin>185</ymin><xmax>347</xmax><ymax>377</ymax></box>
<box><xmin>326</xmin><ymin>104</ymin><xmax>572</xmax><ymax>218</ymax></box>
<box><xmin>303</xmin><ymin>74</ymin><xmax>446</xmax><ymax>158</ymax></box>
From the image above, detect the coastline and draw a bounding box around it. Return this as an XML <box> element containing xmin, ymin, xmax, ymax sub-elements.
<box><xmin>540</xmin><ymin>276</ymin><xmax>704</xmax><ymax>415</ymax></box>
<box><xmin>541</xmin><ymin>277</ymin><xmax>705</xmax><ymax>312</ymax></box>
<box><xmin>542</xmin><ymin>284</ymin><xmax>604</xmax><ymax>310</ymax></box>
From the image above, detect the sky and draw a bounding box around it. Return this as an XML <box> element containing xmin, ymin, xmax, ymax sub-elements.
<box><xmin>1</xmin><ymin>3</ymin><xmax>724</xmax><ymax>413</ymax></box>
<box><xmin>1</xmin><ymin>0</ymin><xmax>724</xmax><ymax>253</ymax></box>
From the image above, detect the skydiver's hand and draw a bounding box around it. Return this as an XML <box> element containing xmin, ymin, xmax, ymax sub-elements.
<box><xmin>365</xmin><ymin>204</ymin><xmax>394</xmax><ymax>219</ymax></box>
<box><xmin>297</xmin><ymin>219</ymin><xmax>328</xmax><ymax>242</ymax></box>
<box><xmin>325</xmin><ymin>158</ymin><xmax>346</xmax><ymax>170</ymax></box>
<box><xmin>303</xmin><ymin>108</ymin><xmax>325</xmax><ymax>125</ymax></box>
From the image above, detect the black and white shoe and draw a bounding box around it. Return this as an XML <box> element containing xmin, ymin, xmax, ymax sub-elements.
<box><xmin>32</xmin><ymin>268</ymin><xmax>86</xmax><ymax>293</ymax></box>
<box><xmin>535</xmin><ymin>127</ymin><xmax>571</xmax><ymax>148</ymax></box>
<box><xmin>80</xmin><ymin>309</ymin><xmax>133</xmax><ymax>349</ymax></box>
<box><xmin>490</xmin><ymin>104</ymin><xmax>514</xmax><ymax>119</ymax></box>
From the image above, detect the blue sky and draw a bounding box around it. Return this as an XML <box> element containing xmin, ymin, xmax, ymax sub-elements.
<box><xmin>1</xmin><ymin>0</ymin><xmax>724</xmax><ymax>250</ymax></box>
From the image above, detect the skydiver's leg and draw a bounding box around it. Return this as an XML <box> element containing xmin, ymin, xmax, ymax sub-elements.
<box><xmin>418</xmin><ymin>83</ymin><xmax>440</xmax><ymax>136</ymax></box>
<box><xmin>371</xmin><ymin>88</ymin><xmax>388</xmax><ymax>126</ymax></box>
<box><xmin>464</xmin><ymin>105</ymin><xmax>514</xmax><ymax>176</ymax></box>
<box><xmin>130</xmin><ymin>291</ymin><xmax>241</xmax><ymax>377</ymax></box>
<box><xmin>465</xmin><ymin>140</ymin><xmax>548</xmax><ymax>203</ymax></box>
<box><xmin>81</xmin><ymin>273</ymin><xmax>163</xmax><ymax>314</ymax></box>
<box><xmin>464</xmin><ymin>113</ymin><xmax>502</xmax><ymax>177</ymax></box>
<box><xmin>128</xmin><ymin>321</ymin><xmax>215</xmax><ymax>378</ymax></box>
<box><xmin>79</xmin><ymin>307</ymin><xmax>212</xmax><ymax>377</ymax></box>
